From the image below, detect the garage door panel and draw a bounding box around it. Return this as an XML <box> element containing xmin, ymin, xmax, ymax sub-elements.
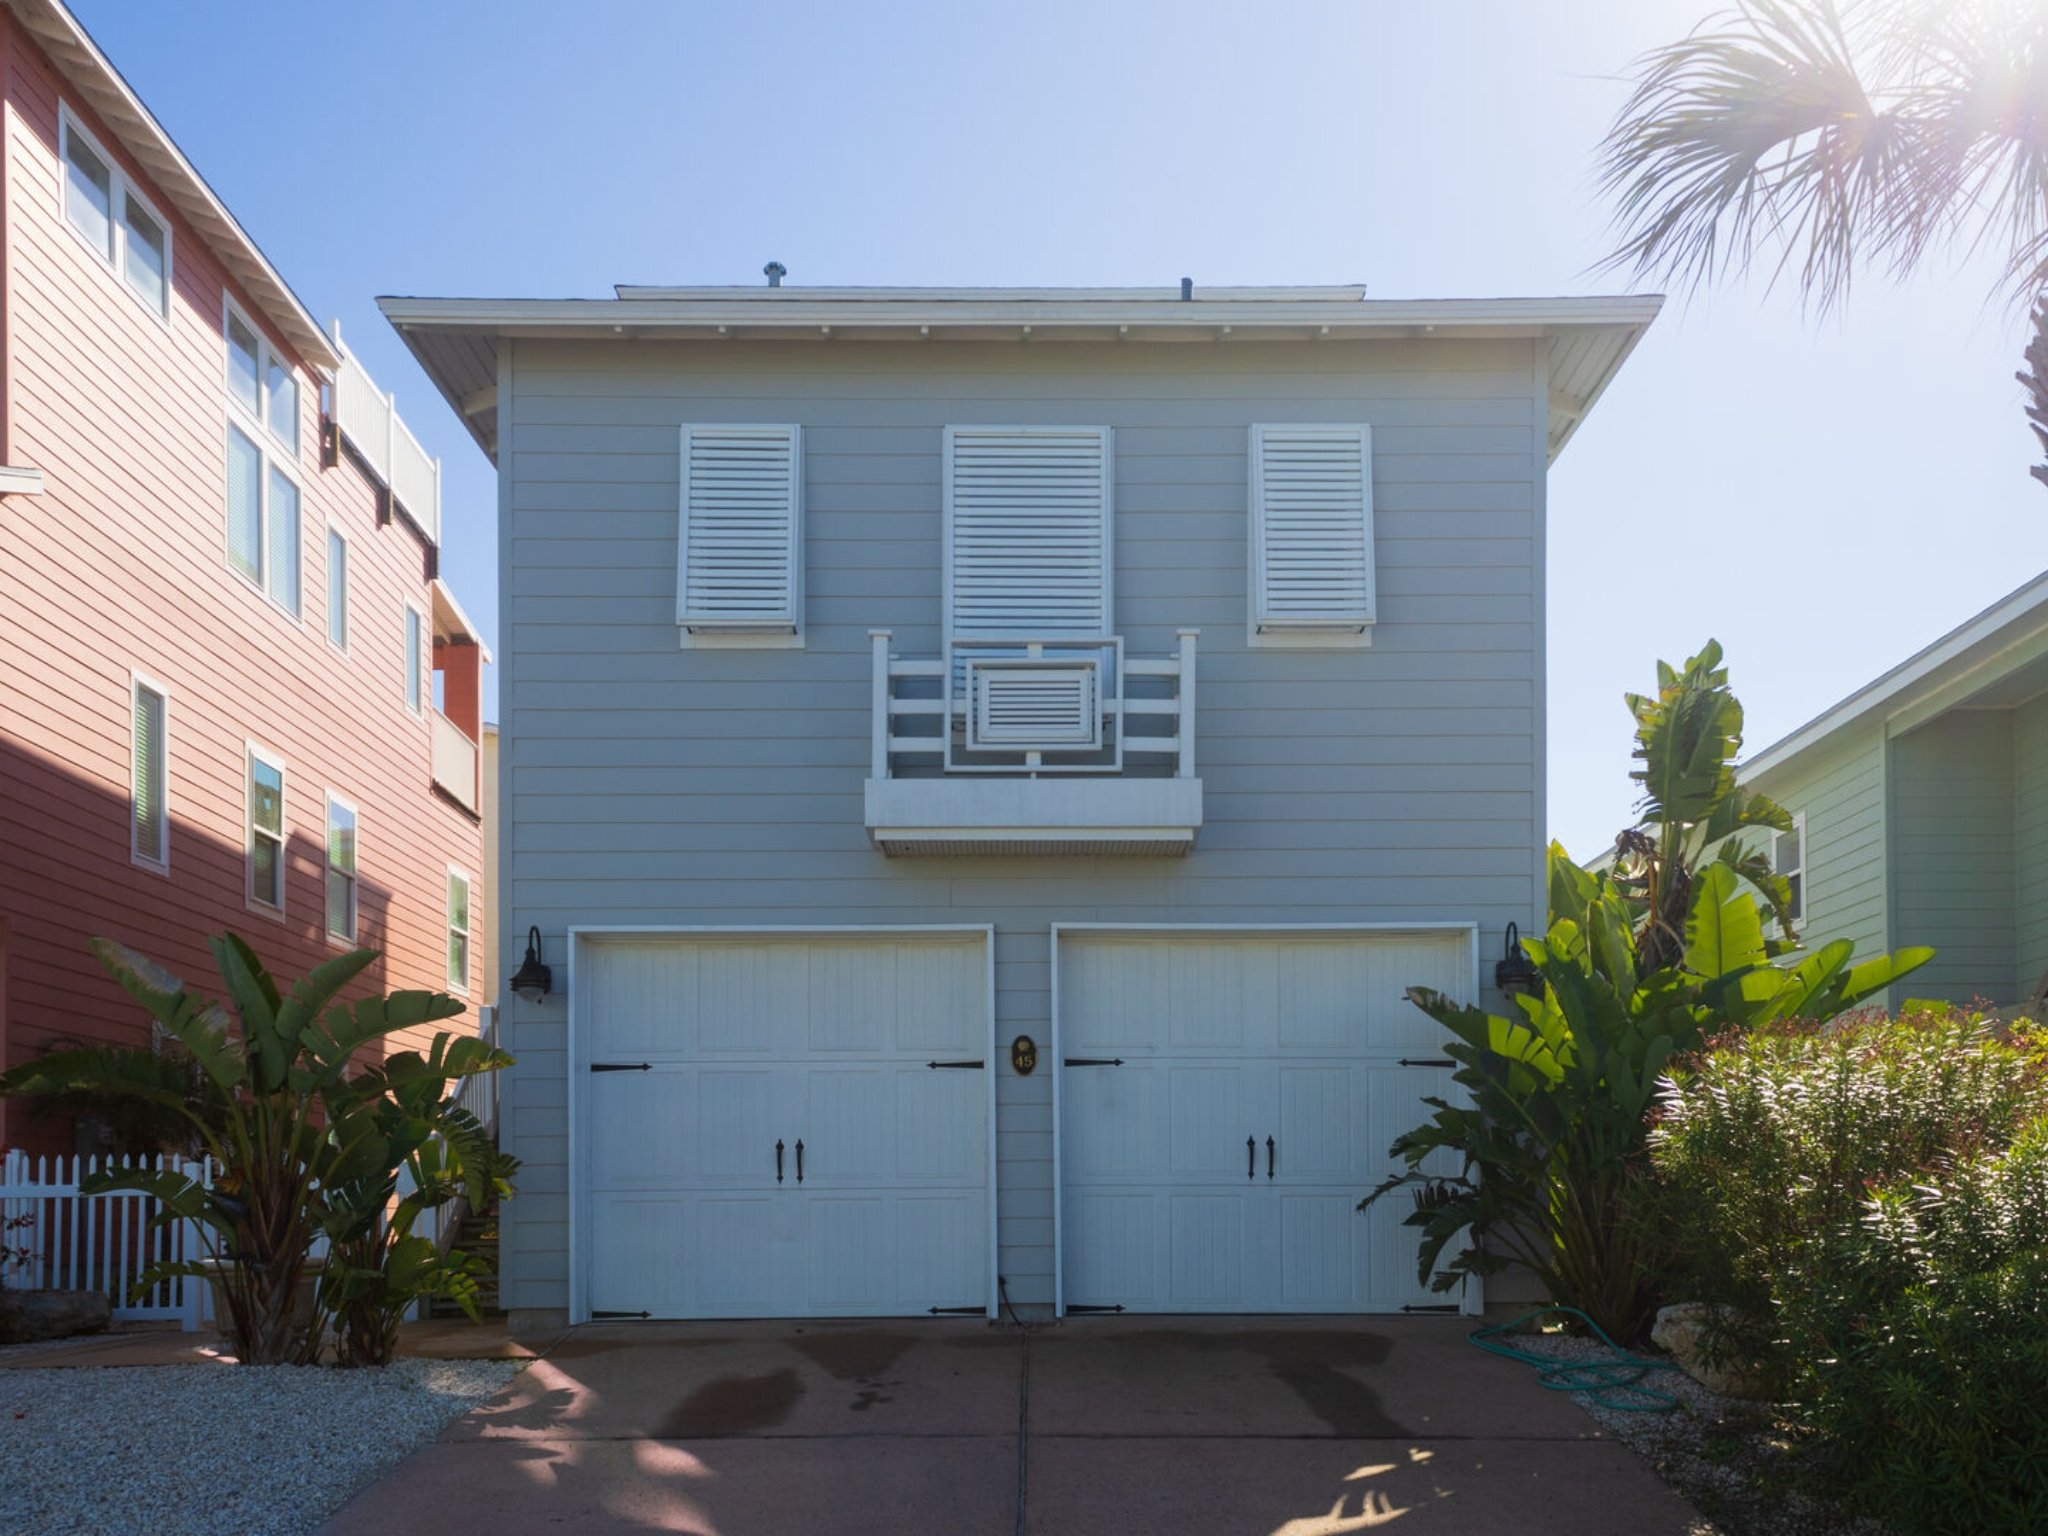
<box><xmin>808</xmin><ymin>946</ymin><xmax>894</xmax><ymax>1053</ymax></box>
<box><xmin>895</xmin><ymin>1194</ymin><xmax>986</xmax><ymax>1310</ymax></box>
<box><xmin>1368</xmin><ymin>1066</ymin><xmax>1459</xmax><ymax>1178</ymax></box>
<box><xmin>1277</xmin><ymin>1065</ymin><xmax>1354</xmax><ymax>1180</ymax></box>
<box><xmin>1171</xmin><ymin>1066</ymin><xmax>1262</xmax><ymax>1180</ymax></box>
<box><xmin>1065</xmin><ymin>1067</ymin><xmax>1165</xmax><ymax>1180</ymax></box>
<box><xmin>693</xmin><ymin>1196</ymin><xmax>802</xmax><ymax>1314</ymax></box>
<box><xmin>1066</xmin><ymin>1192</ymin><xmax>1159</xmax><ymax>1307</ymax></box>
<box><xmin>1169</xmin><ymin>1194</ymin><xmax>1249</xmax><ymax>1306</ymax></box>
<box><xmin>587</xmin><ymin>942</ymin><xmax>699</xmax><ymax>1060</ymax></box>
<box><xmin>805</xmin><ymin>1068</ymin><xmax>892</xmax><ymax>1185</ymax></box>
<box><xmin>697</xmin><ymin>1068</ymin><xmax>795</xmax><ymax>1184</ymax></box>
<box><xmin>1280</xmin><ymin>1193</ymin><xmax>1365</xmax><ymax>1309</ymax></box>
<box><xmin>1274</xmin><ymin>943</ymin><xmax>1362</xmax><ymax>1052</ymax></box>
<box><xmin>1062</xmin><ymin>940</ymin><xmax>1168</xmax><ymax>1053</ymax></box>
<box><xmin>697</xmin><ymin>944</ymin><xmax>809</xmax><ymax>1055</ymax></box>
<box><xmin>590</xmin><ymin>1068</ymin><xmax>696</xmax><ymax>1187</ymax></box>
<box><xmin>894</xmin><ymin>943</ymin><xmax>986</xmax><ymax>1053</ymax></box>
<box><xmin>590</xmin><ymin>1195</ymin><xmax>693</xmax><ymax>1316</ymax></box>
<box><xmin>895</xmin><ymin>1070</ymin><xmax>986</xmax><ymax>1183</ymax></box>
<box><xmin>1168</xmin><ymin>944</ymin><xmax>1269</xmax><ymax>1051</ymax></box>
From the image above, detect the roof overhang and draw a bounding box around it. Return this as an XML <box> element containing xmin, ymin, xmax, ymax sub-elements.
<box><xmin>1742</xmin><ymin>568</ymin><xmax>2048</xmax><ymax>781</ymax></box>
<box><xmin>378</xmin><ymin>288</ymin><xmax>1662</xmax><ymax>464</ymax></box>
<box><xmin>4</xmin><ymin>0</ymin><xmax>338</xmax><ymax>373</ymax></box>
<box><xmin>430</xmin><ymin>578</ymin><xmax>491</xmax><ymax>665</ymax></box>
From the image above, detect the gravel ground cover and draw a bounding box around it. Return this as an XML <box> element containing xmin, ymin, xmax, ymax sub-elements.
<box><xmin>0</xmin><ymin>1358</ymin><xmax>523</xmax><ymax>1536</ymax></box>
<box><xmin>1517</xmin><ymin>1333</ymin><xmax>1893</xmax><ymax>1536</ymax></box>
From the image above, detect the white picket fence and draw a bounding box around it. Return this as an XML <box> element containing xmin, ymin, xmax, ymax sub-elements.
<box><xmin>0</xmin><ymin>1150</ymin><xmax>214</xmax><ymax>1329</ymax></box>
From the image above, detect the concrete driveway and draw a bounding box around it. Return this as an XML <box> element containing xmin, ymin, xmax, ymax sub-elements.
<box><xmin>319</xmin><ymin>1316</ymin><xmax>1703</xmax><ymax>1536</ymax></box>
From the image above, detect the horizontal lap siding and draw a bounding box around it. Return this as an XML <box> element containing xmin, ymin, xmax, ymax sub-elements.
<box><xmin>1890</xmin><ymin>711</ymin><xmax>2014</xmax><ymax>1006</ymax></box>
<box><xmin>1751</xmin><ymin>723</ymin><xmax>1890</xmax><ymax>985</ymax></box>
<box><xmin>0</xmin><ymin>17</ymin><xmax>482</xmax><ymax>1155</ymax></box>
<box><xmin>2012</xmin><ymin>696</ymin><xmax>2048</xmax><ymax>1000</ymax></box>
<box><xmin>499</xmin><ymin>336</ymin><xmax>1543</xmax><ymax>1312</ymax></box>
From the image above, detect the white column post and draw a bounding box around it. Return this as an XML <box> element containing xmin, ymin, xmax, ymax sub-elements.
<box><xmin>1176</xmin><ymin>629</ymin><xmax>1199</xmax><ymax>780</ymax></box>
<box><xmin>869</xmin><ymin>629</ymin><xmax>893</xmax><ymax>781</ymax></box>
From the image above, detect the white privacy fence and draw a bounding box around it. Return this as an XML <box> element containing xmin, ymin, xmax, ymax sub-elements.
<box><xmin>0</xmin><ymin>1151</ymin><xmax>214</xmax><ymax>1329</ymax></box>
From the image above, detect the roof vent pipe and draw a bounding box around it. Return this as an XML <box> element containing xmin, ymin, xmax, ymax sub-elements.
<box><xmin>764</xmin><ymin>261</ymin><xmax>786</xmax><ymax>288</ymax></box>
<box><xmin>1180</xmin><ymin>277</ymin><xmax>1193</xmax><ymax>301</ymax></box>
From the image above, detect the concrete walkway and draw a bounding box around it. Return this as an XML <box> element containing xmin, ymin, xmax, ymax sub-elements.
<box><xmin>318</xmin><ymin>1316</ymin><xmax>1706</xmax><ymax>1536</ymax></box>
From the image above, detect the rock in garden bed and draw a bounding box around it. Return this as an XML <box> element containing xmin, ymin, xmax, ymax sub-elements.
<box><xmin>0</xmin><ymin>1288</ymin><xmax>110</xmax><ymax>1345</ymax></box>
<box><xmin>0</xmin><ymin>1357</ymin><xmax>524</xmax><ymax>1536</ymax></box>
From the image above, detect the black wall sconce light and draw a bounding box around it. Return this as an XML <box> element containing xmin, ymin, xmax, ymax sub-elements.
<box><xmin>1494</xmin><ymin>922</ymin><xmax>1542</xmax><ymax>998</ymax></box>
<box><xmin>510</xmin><ymin>926</ymin><xmax>553</xmax><ymax>1005</ymax></box>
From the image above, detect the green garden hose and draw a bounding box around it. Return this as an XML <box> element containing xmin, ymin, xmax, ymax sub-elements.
<box><xmin>1468</xmin><ymin>1306</ymin><xmax>1684</xmax><ymax>1413</ymax></box>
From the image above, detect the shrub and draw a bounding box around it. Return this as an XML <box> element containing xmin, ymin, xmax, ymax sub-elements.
<box><xmin>1644</xmin><ymin>1011</ymin><xmax>2048</xmax><ymax>1534</ymax></box>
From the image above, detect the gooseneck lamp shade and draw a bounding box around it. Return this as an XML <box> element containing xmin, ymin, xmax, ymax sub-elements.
<box><xmin>510</xmin><ymin>926</ymin><xmax>552</xmax><ymax>1004</ymax></box>
<box><xmin>1493</xmin><ymin>922</ymin><xmax>1542</xmax><ymax>998</ymax></box>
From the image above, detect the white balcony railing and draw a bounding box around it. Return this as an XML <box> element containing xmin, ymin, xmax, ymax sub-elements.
<box><xmin>432</xmin><ymin>711</ymin><xmax>479</xmax><ymax>815</ymax></box>
<box><xmin>329</xmin><ymin>322</ymin><xmax>442</xmax><ymax>545</ymax></box>
<box><xmin>865</xmin><ymin>629</ymin><xmax>1202</xmax><ymax>856</ymax></box>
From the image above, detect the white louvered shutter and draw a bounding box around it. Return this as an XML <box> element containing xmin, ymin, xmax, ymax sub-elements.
<box><xmin>945</xmin><ymin>427</ymin><xmax>1112</xmax><ymax>643</ymax></box>
<box><xmin>678</xmin><ymin>425</ymin><xmax>803</xmax><ymax>633</ymax></box>
<box><xmin>1250</xmin><ymin>424</ymin><xmax>1374</xmax><ymax>632</ymax></box>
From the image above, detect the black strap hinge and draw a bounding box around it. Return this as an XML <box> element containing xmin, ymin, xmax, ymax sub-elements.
<box><xmin>591</xmin><ymin>1309</ymin><xmax>652</xmax><ymax>1319</ymax></box>
<box><xmin>927</xmin><ymin>1060</ymin><xmax>985</xmax><ymax>1070</ymax></box>
<box><xmin>1066</xmin><ymin>1303</ymin><xmax>1126</xmax><ymax>1314</ymax></box>
<box><xmin>928</xmin><ymin>1304</ymin><xmax>984</xmax><ymax>1314</ymax></box>
<box><xmin>591</xmin><ymin>1062</ymin><xmax>653</xmax><ymax>1073</ymax></box>
<box><xmin>1400</xmin><ymin>1303</ymin><xmax>1460</xmax><ymax>1314</ymax></box>
<box><xmin>1398</xmin><ymin>1058</ymin><xmax>1455</xmax><ymax>1069</ymax></box>
<box><xmin>1063</xmin><ymin>1057</ymin><xmax>1125</xmax><ymax>1068</ymax></box>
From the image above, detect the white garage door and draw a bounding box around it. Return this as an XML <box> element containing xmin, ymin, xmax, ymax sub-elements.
<box><xmin>578</xmin><ymin>931</ymin><xmax>992</xmax><ymax>1320</ymax></box>
<box><xmin>1058</xmin><ymin>928</ymin><xmax>1471</xmax><ymax>1315</ymax></box>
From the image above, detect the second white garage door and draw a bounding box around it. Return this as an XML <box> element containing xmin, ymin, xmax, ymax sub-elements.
<box><xmin>577</xmin><ymin>930</ymin><xmax>993</xmax><ymax>1321</ymax></box>
<box><xmin>1056</xmin><ymin>927</ymin><xmax>1473</xmax><ymax>1315</ymax></box>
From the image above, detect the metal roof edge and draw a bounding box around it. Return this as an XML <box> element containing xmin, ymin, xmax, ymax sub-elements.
<box><xmin>1740</xmin><ymin>568</ymin><xmax>2048</xmax><ymax>781</ymax></box>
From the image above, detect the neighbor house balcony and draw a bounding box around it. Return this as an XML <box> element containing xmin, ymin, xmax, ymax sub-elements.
<box><xmin>428</xmin><ymin>579</ymin><xmax>489</xmax><ymax>816</ymax></box>
<box><xmin>864</xmin><ymin>630</ymin><xmax>1203</xmax><ymax>856</ymax></box>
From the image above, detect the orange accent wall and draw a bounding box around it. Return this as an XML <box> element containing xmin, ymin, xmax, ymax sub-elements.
<box><xmin>0</xmin><ymin>15</ymin><xmax>485</xmax><ymax>1154</ymax></box>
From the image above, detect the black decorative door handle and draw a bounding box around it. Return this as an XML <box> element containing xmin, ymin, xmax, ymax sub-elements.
<box><xmin>1247</xmin><ymin>1135</ymin><xmax>1255</xmax><ymax>1180</ymax></box>
<box><xmin>776</xmin><ymin>1139</ymin><xmax>784</xmax><ymax>1184</ymax></box>
<box><xmin>1267</xmin><ymin>1136</ymin><xmax>1276</xmax><ymax>1180</ymax></box>
<box><xmin>796</xmin><ymin>1139</ymin><xmax>805</xmax><ymax>1183</ymax></box>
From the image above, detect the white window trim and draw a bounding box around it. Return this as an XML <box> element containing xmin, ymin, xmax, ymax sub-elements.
<box><xmin>676</xmin><ymin>423</ymin><xmax>805</xmax><ymax>650</ymax></box>
<box><xmin>326</xmin><ymin>523</ymin><xmax>350</xmax><ymax>656</ymax></box>
<box><xmin>941</xmin><ymin>424</ymin><xmax>1116</xmax><ymax>651</ymax></box>
<box><xmin>57</xmin><ymin>104</ymin><xmax>173</xmax><ymax>327</ymax></box>
<box><xmin>128</xmin><ymin>669</ymin><xmax>170</xmax><ymax>874</ymax></box>
<box><xmin>1778</xmin><ymin>812</ymin><xmax>1807</xmax><ymax>925</ymax></box>
<box><xmin>223</xmin><ymin>295</ymin><xmax>300</xmax><ymax>460</ymax></box>
<box><xmin>324</xmin><ymin>791</ymin><xmax>359</xmax><ymax>946</ymax></box>
<box><xmin>1247</xmin><ymin>422</ymin><xmax>1376</xmax><ymax>650</ymax></box>
<box><xmin>244</xmin><ymin>742</ymin><xmax>287</xmax><ymax>919</ymax></box>
<box><xmin>223</xmin><ymin>431</ymin><xmax>304</xmax><ymax>624</ymax></box>
<box><xmin>445</xmin><ymin>864</ymin><xmax>472</xmax><ymax>996</ymax></box>
<box><xmin>404</xmin><ymin>602</ymin><xmax>425</xmax><ymax>715</ymax></box>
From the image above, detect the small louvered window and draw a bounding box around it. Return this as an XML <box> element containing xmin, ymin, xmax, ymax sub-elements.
<box><xmin>131</xmin><ymin>677</ymin><xmax>167</xmax><ymax>869</ymax></box>
<box><xmin>945</xmin><ymin>427</ymin><xmax>1112</xmax><ymax>644</ymax></box>
<box><xmin>677</xmin><ymin>425</ymin><xmax>803</xmax><ymax>637</ymax></box>
<box><xmin>1249</xmin><ymin>424</ymin><xmax>1374</xmax><ymax>635</ymax></box>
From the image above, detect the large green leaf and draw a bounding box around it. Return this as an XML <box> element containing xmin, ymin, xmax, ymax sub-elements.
<box><xmin>88</xmin><ymin>938</ymin><xmax>245</xmax><ymax>1093</ymax></box>
<box><xmin>1684</xmin><ymin>864</ymin><xmax>1765</xmax><ymax>979</ymax></box>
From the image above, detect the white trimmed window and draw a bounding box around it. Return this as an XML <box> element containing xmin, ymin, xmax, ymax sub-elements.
<box><xmin>446</xmin><ymin>867</ymin><xmax>471</xmax><ymax>994</ymax></box>
<box><xmin>224</xmin><ymin>303</ymin><xmax>303</xmax><ymax>614</ymax></box>
<box><xmin>324</xmin><ymin>794</ymin><xmax>358</xmax><ymax>942</ymax></box>
<box><xmin>327</xmin><ymin>527</ymin><xmax>349</xmax><ymax>650</ymax></box>
<box><xmin>944</xmin><ymin>426</ymin><xmax>1113</xmax><ymax>644</ymax></box>
<box><xmin>1773</xmin><ymin>814</ymin><xmax>1806</xmax><ymax>924</ymax></box>
<box><xmin>676</xmin><ymin>424</ymin><xmax>803</xmax><ymax>645</ymax></box>
<box><xmin>1248</xmin><ymin>424</ymin><xmax>1375</xmax><ymax>645</ymax></box>
<box><xmin>130</xmin><ymin>674</ymin><xmax>168</xmax><ymax>871</ymax></box>
<box><xmin>246</xmin><ymin>746</ymin><xmax>286</xmax><ymax>912</ymax></box>
<box><xmin>59</xmin><ymin>106</ymin><xmax>171</xmax><ymax>320</ymax></box>
<box><xmin>404</xmin><ymin>604</ymin><xmax>424</xmax><ymax>713</ymax></box>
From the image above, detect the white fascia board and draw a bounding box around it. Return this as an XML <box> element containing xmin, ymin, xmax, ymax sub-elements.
<box><xmin>429</xmin><ymin>578</ymin><xmax>493</xmax><ymax>665</ymax></box>
<box><xmin>0</xmin><ymin>465</ymin><xmax>47</xmax><ymax>495</ymax></box>
<box><xmin>1741</xmin><ymin>568</ymin><xmax>2048</xmax><ymax>781</ymax></box>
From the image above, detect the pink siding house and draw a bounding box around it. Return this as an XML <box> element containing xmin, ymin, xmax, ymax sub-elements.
<box><xmin>0</xmin><ymin>0</ymin><xmax>487</xmax><ymax>1156</ymax></box>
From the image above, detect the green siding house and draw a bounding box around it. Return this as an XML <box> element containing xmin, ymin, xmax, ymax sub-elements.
<box><xmin>1741</xmin><ymin>573</ymin><xmax>2048</xmax><ymax>1009</ymax></box>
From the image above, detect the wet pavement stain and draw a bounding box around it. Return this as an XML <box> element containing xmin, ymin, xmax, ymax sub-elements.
<box><xmin>657</xmin><ymin>1367</ymin><xmax>805</xmax><ymax>1437</ymax></box>
<box><xmin>1090</xmin><ymin>1328</ymin><xmax>1408</xmax><ymax>1438</ymax></box>
<box><xmin>789</xmin><ymin>1330</ymin><xmax>916</xmax><ymax>1413</ymax></box>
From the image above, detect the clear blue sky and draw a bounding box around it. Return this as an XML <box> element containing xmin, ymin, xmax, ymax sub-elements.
<box><xmin>72</xmin><ymin>0</ymin><xmax>2048</xmax><ymax>858</ymax></box>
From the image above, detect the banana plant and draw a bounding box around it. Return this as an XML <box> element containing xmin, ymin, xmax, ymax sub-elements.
<box><xmin>1364</xmin><ymin>856</ymin><xmax>1931</xmax><ymax>1339</ymax></box>
<box><xmin>0</xmin><ymin>935</ymin><xmax>510</xmax><ymax>1365</ymax></box>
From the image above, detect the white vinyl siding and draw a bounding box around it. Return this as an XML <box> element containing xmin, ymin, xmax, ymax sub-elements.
<box><xmin>325</xmin><ymin>794</ymin><xmax>358</xmax><ymax>942</ymax></box>
<box><xmin>58</xmin><ymin>107</ymin><xmax>171</xmax><ymax>320</ymax></box>
<box><xmin>945</xmin><ymin>426</ymin><xmax>1112</xmax><ymax>643</ymax></box>
<box><xmin>129</xmin><ymin>676</ymin><xmax>167</xmax><ymax>870</ymax></box>
<box><xmin>446</xmin><ymin>868</ymin><xmax>471</xmax><ymax>993</ymax></box>
<box><xmin>1249</xmin><ymin>424</ymin><xmax>1374</xmax><ymax>640</ymax></box>
<box><xmin>246</xmin><ymin>746</ymin><xmax>286</xmax><ymax>913</ymax></box>
<box><xmin>676</xmin><ymin>424</ymin><xmax>803</xmax><ymax>641</ymax></box>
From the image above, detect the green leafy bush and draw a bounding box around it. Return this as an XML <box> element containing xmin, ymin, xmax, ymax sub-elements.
<box><xmin>1645</xmin><ymin>1011</ymin><xmax>2048</xmax><ymax>1534</ymax></box>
